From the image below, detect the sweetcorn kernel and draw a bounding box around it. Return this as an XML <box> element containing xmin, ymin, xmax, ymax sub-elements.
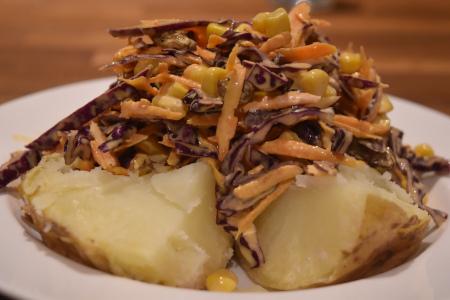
<box><xmin>165</xmin><ymin>81</ymin><xmax>189</xmax><ymax>99</ymax></box>
<box><xmin>265</xmin><ymin>8</ymin><xmax>291</xmax><ymax>38</ymax></box>
<box><xmin>152</xmin><ymin>95</ymin><xmax>187</xmax><ymax>113</ymax></box>
<box><xmin>252</xmin><ymin>8</ymin><xmax>290</xmax><ymax>37</ymax></box>
<box><xmin>183</xmin><ymin>64</ymin><xmax>208</xmax><ymax>83</ymax></box>
<box><xmin>206</xmin><ymin>23</ymin><xmax>229</xmax><ymax>40</ymax></box>
<box><xmin>414</xmin><ymin>143</ymin><xmax>435</xmax><ymax>158</ymax></box>
<box><xmin>372</xmin><ymin>114</ymin><xmax>391</xmax><ymax>127</ymax></box>
<box><xmin>234</xmin><ymin>23</ymin><xmax>252</xmax><ymax>32</ymax></box>
<box><xmin>378</xmin><ymin>94</ymin><xmax>394</xmax><ymax>114</ymax></box>
<box><xmin>300</xmin><ymin>69</ymin><xmax>330</xmax><ymax>96</ymax></box>
<box><xmin>252</xmin><ymin>12</ymin><xmax>270</xmax><ymax>33</ymax></box>
<box><xmin>323</xmin><ymin>85</ymin><xmax>337</xmax><ymax>97</ymax></box>
<box><xmin>339</xmin><ymin>51</ymin><xmax>361</xmax><ymax>74</ymax></box>
<box><xmin>201</xmin><ymin>67</ymin><xmax>228</xmax><ymax>97</ymax></box>
<box><xmin>205</xmin><ymin>269</ymin><xmax>238</xmax><ymax>292</ymax></box>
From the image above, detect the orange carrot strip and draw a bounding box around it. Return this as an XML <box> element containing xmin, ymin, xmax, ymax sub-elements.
<box><xmin>89</xmin><ymin>123</ymin><xmax>128</xmax><ymax>175</ymax></box>
<box><xmin>216</xmin><ymin>65</ymin><xmax>246</xmax><ymax>160</ymax></box>
<box><xmin>201</xmin><ymin>157</ymin><xmax>226</xmax><ymax>190</ymax></box>
<box><xmin>206</xmin><ymin>35</ymin><xmax>227</xmax><ymax>49</ymax></box>
<box><xmin>166</xmin><ymin>148</ymin><xmax>181</xmax><ymax>166</ymax></box>
<box><xmin>233</xmin><ymin>165</ymin><xmax>303</xmax><ymax>200</ymax></box>
<box><xmin>119</xmin><ymin>76</ymin><xmax>159</xmax><ymax>96</ymax></box>
<box><xmin>114</xmin><ymin>133</ymin><xmax>149</xmax><ymax>152</ymax></box>
<box><xmin>196</xmin><ymin>45</ymin><xmax>216</xmax><ymax>61</ymax></box>
<box><xmin>186</xmin><ymin>113</ymin><xmax>220</xmax><ymax>127</ymax></box>
<box><xmin>241</xmin><ymin>91</ymin><xmax>320</xmax><ymax>112</ymax></box>
<box><xmin>120</xmin><ymin>99</ymin><xmax>184</xmax><ymax>120</ymax></box>
<box><xmin>89</xmin><ymin>122</ymin><xmax>107</xmax><ymax>143</ymax></box>
<box><xmin>258</xmin><ymin>31</ymin><xmax>292</xmax><ymax>54</ymax></box>
<box><xmin>276</xmin><ymin>42</ymin><xmax>337</xmax><ymax>62</ymax></box>
<box><xmin>90</xmin><ymin>140</ymin><xmax>129</xmax><ymax>175</ymax></box>
<box><xmin>143</xmin><ymin>73</ymin><xmax>201</xmax><ymax>89</ymax></box>
<box><xmin>259</xmin><ymin>139</ymin><xmax>360</xmax><ymax>167</ymax></box>
<box><xmin>359</xmin><ymin>46</ymin><xmax>374</xmax><ymax>80</ymax></box>
<box><xmin>236</xmin><ymin>179</ymin><xmax>292</xmax><ymax>238</ymax></box>
<box><xmin>226</xmin><ymin>43</ymin><xmax>241</xmax><ymax>72</ymax></box>
<box><xmin>333</xmin><ymin>114</ymin><xmax>389</xmax><ymax>138</ymax></box>
<box><xmin>185</xmin><ymin>26</ymin><xmax>207</xmax><ymax>48</ymax></box>
<box><xmin>160</xmin><ymin>134</ymin><xmax>175</xmax><ymax>147</ymax></box>
<box><xmin>288</xmin><ymin>1</ymin><xmax>311</xmax><ymax>47</ymax></box>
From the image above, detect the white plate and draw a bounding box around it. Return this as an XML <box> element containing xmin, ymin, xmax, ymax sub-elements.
<box><xmin>0</xmin><ymin>78</ymin><xmax>449</xmax><ymax>300</ymax></box>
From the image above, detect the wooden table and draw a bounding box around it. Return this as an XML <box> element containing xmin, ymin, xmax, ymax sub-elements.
<box><xmin>1</xmin><ymin>0</ymin><xmax>449</xmax><ymax>116</ymax></box>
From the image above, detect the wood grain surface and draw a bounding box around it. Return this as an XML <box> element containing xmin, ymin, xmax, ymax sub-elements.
<box><xmin>0</xmin><ymin>0</ymin><xmax>449</xmax><ymax>116</ymax></box>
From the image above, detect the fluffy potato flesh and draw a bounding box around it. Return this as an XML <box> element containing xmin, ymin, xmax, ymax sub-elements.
<box><xmin>21</xmin><ymin>154</ymin><xmax>233</xmax><ymax>289</ymax></box>
<box><xmin>239</xmin><ymin>164</ymin><xmax>431</xmax><ymax>290</ymax></box>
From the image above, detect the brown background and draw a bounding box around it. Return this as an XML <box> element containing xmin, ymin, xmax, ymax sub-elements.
<box><xmin>1</xmin><ymin>0</ymin><xmax>449</xmax><ymax>115</ymax></box>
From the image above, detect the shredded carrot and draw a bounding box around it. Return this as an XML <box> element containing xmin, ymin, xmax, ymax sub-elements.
<box><xmin>89</xmin><ymin>123</ymin><xmax>129</xmax><ymax>175</ymax></box>
<box><xmin>359</xmin><ymin>47</ymin><xmax>374</xmax><ymax>80</ymax></box>
<box><xmin>119</xmin><ymin>76</ymin><xmax>159</xmax><ymax>96</ymax></box>
<box><xmin>120</xmin><ymin>99</ymin><xmax>185</xmax><ymax>120</ymax></box>
<box><xmin>236</xmin><ymin>179</ymin><xmax>292</xmax><ymax>238</ymax></box>
<box><xmin>206</xmin><ymin>35</ymin><xmax>227</xmax><ymax>49</ymax></box>
<box><xmin>288</xmin><ymin>1</ymin><xmax>311</xmax><ymax>47</ymax></box>
<box><xmin>186</xmin><ymin>113</ymin><xmax>220</xmax><ymax>127</ymax></box>
<box><xmin>233</xmin><ymin>164</ymin><xmax>303</xmax><ymax>200</ymax></box>
<box><xmin>258</xmin><ymin>31</ymin><xmax>292</xmax><ymax>54</ymax></box>
<box><xmin>216</xmin><ymin>65</ymin><xmax>246</xmax><ymax>160</ymax></box>
<box><xmin>226</xmin><ymin>43</ymin><xmax>241</xmax><ymax>72</ymax></box>
<box><xmin>198</xmin><ymin>136</ymin><xmax>219</xmax><ymax>154</ymax></box>
<box><xmin>259</xmin><ymin>138</ymin><xmax>361</xmax><ymax>167</ymax></box>
<box><xmin>160</xmin><ymin>134</ymin><xmax>175</xmax><ymax>147</ymax></box>
<box><xmin>141</xmin><ymin>72</ymin><xmax>201</xmax><ymax>89</ymax></box>
<box><xmin>113</xmin><ymin>44</ymin><xmax>140</xmax><ymax>62</ymax></box>
<box><xmin>166</xmin><ymin>148</ymin><xmax>181</xmax><ymax>166</ymax></box>
<box><xmin>114</xmin><ymin>133</ymin><xmax>149</xmax><ymax>152</ymax></box>
<box><xmin>276</xmin><ymin>42</ymin><xmax>337</xmax><ymax>62</ymax></box>
<box><xmin>201</xmin><ymin>157</ymin><xmax>226</xmax><ymax>190</ymax></box>
<box><xmin>241</xmin><ymin>91</ymin><xmax>320</xmax><ymax>112</ymax></box>
<box><xmin>333</xmin><ymin>114</ymin><xmax>389</xmax><ymax>138</ymax></box>
<box><xmin>185</xmin><ymin>26</ymin><xmax>207</xmax><ymax>48</ymax></box>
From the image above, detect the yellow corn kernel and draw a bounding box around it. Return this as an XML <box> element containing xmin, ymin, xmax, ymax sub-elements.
<box><xmin>205</xmin><ymin>269</ymin><xmax>238</xmax><ymax>292</ymax></box>
<box><xmin>278</xmin><ymin>130</ymin><xmax>302</xmax><ymax>142</ymax></box>
<box><xmin>265</xmin><ymin>8</ymin><xmax>291</xmax><ymax>38</ymax></box>
<box><xmin>422</xmin><ymin>193</ymin><xmax>429</xmax><ymax>204</ymax></box>
<box><xmin>372</xmin><ymin>114</ymin><xmax>391</xmax><ymax>127</ymax></box>
<box><xmin>234</xmin><ymin>23</ymin><xmax>252</xmax><ymax>32</ymax></box>
<box><xmin>323</xmin><ymin>85</ymin><xmax>337</xmax><ymax>97</ymax></box>
<box><xmin>164</xmin><ymin>81</ymin><xmax>189</xmax><ymax>99</ymax></box>
<box><xmin>135</xmin><ymin>136</ymin><xmax>167</xmax><ymax>156</ymax></box>
<box><xmin>206</xmin><ymin>23</ymin><xmax>229</xmax><ymax>40</ymax></box>
<box><xmin>414</xmin><ymin>143</ymin><xmax>435</xmax><ymax>158</ymax></box>
<box><xmin>252</xmin><ymin>12</ymin><xmax>270</xmax><ymax>33</ymax></box>
<box><xmin>201</xmin><ymin>67</ymin><xmax>228</xmax><ymax>97</ymax></box>
<box><xmin>378</xmin><ymin>94</ymin><xmax>394</xmax><ymax>114</ymax></box>
<box><xmin>300</xmin><ymin>69</ymin><xmax>330</xmax><ymax>96</ymax></box>
<box><xmin>339</xmin><ymin>51</ymin><xmax>361</xmax><ymax>74</ymax></box>
<box><xmin>401</xmin><ymin>178</ymin><xmax>408</xmax><ymax>190</ymax></box>
<box><xmin>183</xmin><ymin>64</ymin><xmax>208</xmax><ymax>83</ymax></box>
<box><xmin>134</xmin><ymin>59</ymin><xmax>159</xmax><ymax>74</ymax></box>
<box><xmin>152</xmin><ymin>95</ymin><xmax>187</xmax><ymax>113</ymax></box>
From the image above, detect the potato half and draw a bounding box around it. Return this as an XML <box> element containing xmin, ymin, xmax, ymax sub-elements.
<box><xmin>20</xmin><ymin>154</ymin><xmax>233</xmax><ymax>289</ymax></box>
<box><xmin>238</xmin><ymin>164</ymin><xmax>431</xmax><ymax>290</ymax></box>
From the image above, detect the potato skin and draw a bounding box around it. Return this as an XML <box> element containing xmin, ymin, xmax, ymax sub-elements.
<box><xmin>24</xmin><ymin>206</ymin><xmax>112</xmax><ymax>273</ymax></box>
<box><xmin>324</xmin><ymin>195</ymin><xmax>430</xmax><ymax>286</ymax></box>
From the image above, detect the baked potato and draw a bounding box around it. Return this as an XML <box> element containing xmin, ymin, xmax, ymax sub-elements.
<box><xmin>20</xmin><ymin>154</ymin><xmax>233</xmax><ymax>289</ymax></box>
<box><xmin>238</xmin><ymin>164</ymin><xmax>431</xmax><ymax>290</ymax></box>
